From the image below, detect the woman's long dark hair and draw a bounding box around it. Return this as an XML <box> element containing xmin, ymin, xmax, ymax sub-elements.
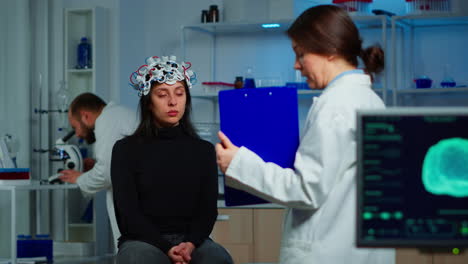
<box><xmin>130</xmin><ymin>80</ymin><xmax>200</xmax><ymax>139</ymax></box>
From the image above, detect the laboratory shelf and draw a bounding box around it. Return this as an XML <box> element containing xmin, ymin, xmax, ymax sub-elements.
<box><xmin>0</xmin><ymin>181</ymin><xmax>78</xmax><ymax>190</ymax></box>
<box><xmin>182</xmin><ymin>20</ymin><xmax>294</xmax><ymax>34</ymax></box>
<box><xmin>351</xmin><ymin>14</ymin><xmax>390</xmax><ymax>29</ymax></box>
<box><xmin>390</xmin><ymin>14</ymin><xmax>468</xmax><ymax>105</ymax></box>
<box><xmin>182</xmin><ymin>14</ymin><xmax>390</xmax><ymax>104</ymax></box>
<box><xmin>191</xmin><ymin>91</ymin><xmax>219</xmax><ymax>98</ymax></box>
<box><xmin>396</xmin><ymin>87</ymin><xmax>468</xmax><ymax>94</ymax></box>
<box><xmin>69</xmin><ymin>223</ymin><xmax>94</xmax><ymax>228</ymax></box>
<box><xmin>182</xmin><ymin>15</ymin><xmax>389</xmax><ymax>34</ymax></box>
<box><xmin>67</xmin><ymin>69</ymin><xmax>93</xmax><ymax>73</ymax></box>
<box><xmin>392</xmin><ymin>14</ymin><xmax>468</xmax><ymax>27</ymax></box>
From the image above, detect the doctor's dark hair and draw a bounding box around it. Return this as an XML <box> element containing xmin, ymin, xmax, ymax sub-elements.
<box><xmin>69</xmin><ymin>92</ymin><xmax>107</xmax><ymax>118</ymax></box>
<box><xmin>130</xmin><ymin>80</ymin><xmax>200</xmax><ymax>139</ymax></box>
<box><xmin>287</xmin><ymin>5</ymin><xmax>384</xmax><ymax>79</ymax></box>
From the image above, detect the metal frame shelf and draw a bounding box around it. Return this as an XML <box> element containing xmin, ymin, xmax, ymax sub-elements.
<box><xmin>390</xmin><ymin>14</ymin><xmax>468</xmax><ymax>105</ymax></box>
<box><xmin>0</xmin><ymin>181</ymin><xmax>78</xmax><ymax>264</ymax></box>
<box><xmin>182</xmin><ymin>15</ymin><xmax>391</xmax><ymax>104</ymax></box>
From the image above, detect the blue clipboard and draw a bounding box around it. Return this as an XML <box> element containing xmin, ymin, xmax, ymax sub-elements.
<box><xmin>218</xmin><ymin>87</ymin><xmax>300</xmax><ymax>206</ymax></box>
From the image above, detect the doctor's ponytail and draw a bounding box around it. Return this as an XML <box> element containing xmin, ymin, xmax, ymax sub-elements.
<box><xmin>360</xmin><ymin>45</ymin><xmax>384</xmax><ymax>82</ymax></box>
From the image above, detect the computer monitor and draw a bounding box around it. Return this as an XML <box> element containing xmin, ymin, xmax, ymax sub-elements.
<box><xmin>356</xmin><ymin>107</ymin><xmax>468</xmax><ymax>248</ymax></box>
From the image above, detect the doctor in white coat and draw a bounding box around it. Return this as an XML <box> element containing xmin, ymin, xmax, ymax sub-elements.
<box><xmin>60</xmin><ymin>92</ymin><xmax>138</xmax><ymax>253</ymax></box>
<box><xmin>216</xmin><ymin>5</ymin><xmax>395</xmax><ymax>264</ymax></box>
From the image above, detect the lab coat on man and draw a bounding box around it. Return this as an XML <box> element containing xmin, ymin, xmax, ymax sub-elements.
<box><xmin>225</xmin><ymin>73</ymin><xmax>396</xmax><ymax>264</ymax></box>
<box><xmin>76</xmin><ymin>102</ymin><xmax>137</xmax><ymax>253</ymax></box>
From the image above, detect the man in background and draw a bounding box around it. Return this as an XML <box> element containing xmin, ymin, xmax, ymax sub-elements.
<box><xmin>60</xmin><ymin>92</ymin><xmax>138</xmax><ymax>253</ymax></box>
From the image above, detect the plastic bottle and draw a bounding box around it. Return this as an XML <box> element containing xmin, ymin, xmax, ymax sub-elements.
<box><xmin>77</xmin><ymin>37</ymin><xmax>92</xmax><ymax>69</ymax></box>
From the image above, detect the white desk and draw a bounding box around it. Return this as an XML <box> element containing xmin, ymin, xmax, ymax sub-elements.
<box><xmin>0</xmin><ymin>180</ymin><xmax>78</xmax><ymax>264</ymax></box>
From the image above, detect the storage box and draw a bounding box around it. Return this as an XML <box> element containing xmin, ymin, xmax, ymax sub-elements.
<box><xmin>17</xmin><ymin>235</ymin><xmax>53</xmax><ymax>261</ymax></box>
<box><xmin>333</xmin><ymin>0</ymin><xmax>373</xmax><ymax>14</ymax></box>
<box><xmin>0</xmin><ymin>168</ymin><xmax>30</xmax><ymax>185</ymax></box>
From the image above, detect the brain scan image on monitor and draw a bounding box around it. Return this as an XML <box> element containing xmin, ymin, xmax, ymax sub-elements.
<box><xmin>356</xmin><ymin>108</ymin><xmax>468</xmax><ymax>248</ymax></box>
<box><xmin>422</xmin><ymin>138</ymin><xmax>468</xmax><ymax>198</ymax></box>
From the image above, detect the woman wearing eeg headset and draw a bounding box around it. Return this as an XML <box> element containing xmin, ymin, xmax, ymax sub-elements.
<box><xmin>111</xmin><ymin>56</ymin><xmax>233</xmax><ymax>264</ymax></box>
<box><xmin>216</xmin><ymin>5</ymin><xmax>395</xmax><ymax>264</ymax></box>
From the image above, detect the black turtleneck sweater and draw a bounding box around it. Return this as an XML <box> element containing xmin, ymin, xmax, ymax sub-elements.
<box><xmin>111</xmin><ymin>126</ymin><xmax>218</xmax><ymax>253</ymax></box>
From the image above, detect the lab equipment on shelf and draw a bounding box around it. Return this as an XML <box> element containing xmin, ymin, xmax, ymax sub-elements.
<box><xmin>414</xmin><ymin>75</ymin><xmax>433</xmax><ymax>88</ymax></box>
<box><xmin>47</xmin><ymin>173</ymin><xmax>63</xmax><ymax>184</ymax></box>
<box><xmin>50</xmin><ymin>130</ymin><xmax>83</xmax><ymax>173</ymax></box>
<box><xmin>208</xmin><ymin>5</ymin><xmax>220</xmax><ymax>23</ymax></box>
<box><xmin>0</xmin><ymin>135</ymin><xmax>16</xmax><ymax>169</ymax></box>
<box><xmin>440</xmin><ymin>64</ymin><xmax>456</xmax><ymax>88</ymax></box>
<box><xmin>201</xmin><ymin>10</ymin><xmax>209</xmax><ymax>23</ymax></box>
<box><xmin>243</xmin><ymin>67</ymin><xmax>256</xmax><ymax>89</ymax></box>
<box><xmin>234</xmin><ymin>76</ymin><xmax>244</xmax><ymax>89</ymax></box>
<box><xmin>404</xmin><ymin>0</ymin><xmax>468</xmax><ymax>15</ymax></box>
<box><xmin>77</xmin><ymin>37</ymin><xmax>92</xmax><ymax>69</ymax></box>
<box><xmin>200</xmin><ymin>4</ymin><xmax>220</xmax><ymax>23</ymax></box>
<box><xmin>333</xmin><ymin>0</ymin><xmax>373</xmax><ymax>14</ymax></box>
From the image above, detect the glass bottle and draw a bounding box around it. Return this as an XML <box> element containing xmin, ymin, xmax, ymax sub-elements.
<box><xmin>440</xmin><ymin>64</ymin><xmax>456</xmax><ymax>88</ymax></box>
<box><xmin>201</xmin><ymin>10</ymin><xmax>209</xmax><ymax>23</ymax></box>
<box><xmin>208</xmin><ymin>5</ymin><xmax>219</xmax><ymax>23</ymax></box>
<box><xmin>234</xmin><ymin>76</ymin><xmax>244</xmax><ymax>89</ymax></box>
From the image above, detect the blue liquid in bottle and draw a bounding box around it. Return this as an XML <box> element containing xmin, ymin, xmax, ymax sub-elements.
<box><xmin>243</xmin><ymin>67</ymin><xmax>256</xmax><ymax>88</ymax></box>
<box><xmin>77</xmin><ymin>37</ymin><xmax>92</xmax><ymax>69</ymax></box>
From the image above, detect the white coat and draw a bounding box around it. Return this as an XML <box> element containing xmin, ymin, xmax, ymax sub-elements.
<box><xmin>76</xmin><ymin>102</ymin><xmax>138</xmax><ymax>253</ymax></box>
<box><xmin>226</xmin><ymin>73</ymin><xmax>396</xmax><ymax>264</ymax></box>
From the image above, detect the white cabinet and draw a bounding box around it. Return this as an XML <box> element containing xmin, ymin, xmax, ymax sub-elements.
<box><xmin>390</xmin><ymin>14</ymin><xmax>468</xmax><ymax>106</ymax></box>
<box><xmin>61</xmin><ymin>7</ymin><xmax>111</xmax><ymax>256</ymax></box>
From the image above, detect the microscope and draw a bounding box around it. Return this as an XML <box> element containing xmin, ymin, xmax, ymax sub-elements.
<box><xmin>48</xmin><ymin>130</ymin><xmax>83</xmax><ymax>184</ymax></box>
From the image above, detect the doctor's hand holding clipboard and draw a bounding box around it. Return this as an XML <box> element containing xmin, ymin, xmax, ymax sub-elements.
<box><xmin>215</xmin><ymin>131</ymin><xmax>238</xmax><ymax>174</ymax></box>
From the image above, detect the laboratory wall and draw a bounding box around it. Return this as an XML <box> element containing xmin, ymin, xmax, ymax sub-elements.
<box><xmin>0</xmin><ymin>0</ymin><xmax>467</xmax><ymax>259</ymax></box>
<box><xmin>0</xmin><ymin>0</ymin><xmax>32</xmax><ymax>257</ymax></box>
